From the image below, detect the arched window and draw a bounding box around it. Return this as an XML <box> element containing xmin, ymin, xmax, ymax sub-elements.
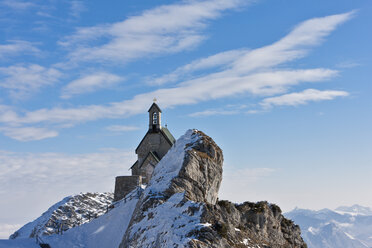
<box><xmin>152</xmin><ymin>112</ymin><xmax>157</xmax><ymax>124</ymax></box>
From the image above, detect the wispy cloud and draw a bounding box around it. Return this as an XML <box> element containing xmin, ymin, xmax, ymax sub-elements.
<box><xmin>61</xmin><ymin>72</ymin><xmax>123</xmax><ymax>99</ymax></box>
<box><xmin>148</xmin><ymin>49</ymin><xmax>247</xmax><ymax>85</ymax></box>
<box><xmin>0</xmin><ymin>64</ymin><xmax>62</xmax><ymax>99</ymax></box>
<box><xmin>0</xmin><ymin>40</ymin><xmax>40</xmax><ymax>59</ymax></box>
<box><xmin>60</xmin><ymin>0</ymin><xmax>246</xmax><ymax>64</ymax></box>
<box><xmin>0</xmin><ymin>149</ymin><xmax>135</xmax><ymax>190</ymax></box>
<box><xmin>336</xmin><ymin>61</ymin><xmax>361</xmax><ymax>69</ymax></box>
<box><xmin>189</xmin><ymin>109</ymin><xmax>239</xmax><ymax>117</ymax></box>
<box><xmin>0</xmin><ymin>69</ymin><xmax>339</xmax><ymax>126</ymax></box>
<box><xmin>70</xmin><ymin>1</ymin><xmax>86</xmax><ymax>18</ymax></box>
<box><xmin>0</xmin><ymin>12</ymin><xmax>354</xmax><ymax>140</ymax></box>
<box><xmin>0</xmin><ymin>127</ymin><xmax>58</xmax><ymax>141</ymax></box>
<box><xmin>106</xmin><ymin>125</ymin><xmax>140</xmax><ymax>132</ymax></box>
<box><xmin>189</xmin><ymin>104</ymin><xmax>247</xmax><ymax>117</ymax></box>
<box><xmin>260</xmin><ymin>89</ymin><xmax>349</xmax><ymax>109</ymax></box>
<box><xmin>1</xmin><ymin>0</ymin><xmax>35</xmax><ymax>10</ymax></box>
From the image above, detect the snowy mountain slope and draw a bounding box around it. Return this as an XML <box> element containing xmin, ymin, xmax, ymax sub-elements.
<box><xmin>120</xmin><ymin>130</ymin><xmax>206</xmax><ymax>247</ymax></box>
<box><xmin>1</xmin><ymin>129</ymin><xmax>307</xmax><ymax>248</ymax></box>
<box><xmin>285</xmin><ymin>206</ymin><xmax>372</xmax><ymax>248</ymax></box>
<box><xmin>10</xmin><ymin>192</ymin><xmax>113</xmax><ymax>239</ymax></box>
<box><xmin>335</xmin><ymin>204</ymin><xmax>372</xmax><ymax>216</ymax></box>
<box><xmin>44</xmin><ymin>189</ymin><xmax>139</xmax><ymax>248</ymax></box>
<box><xmin>0</xmin><ymin>189</ymin><xmax>139</xmax><ymax>248</ymax></box>
<box><xmin>0</xmin><ymin>238</ymin><xmax>39</xmax><ymax>248</ymax></box>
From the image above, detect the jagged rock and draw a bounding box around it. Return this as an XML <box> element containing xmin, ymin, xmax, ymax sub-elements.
<box><xmin>10</xmin><ymin>192</ymin><xmax>113</xmax><ymax>239</ymax></box>
<box><xmin>190</xmin><ymin>201</ymin><xmax>307</xmax><ymax>248</ymax></box>
<box><xmin>164</xmin><ymin>129</ymin><xmax>223</xmax><ymax>205</ymax></box>
<box><xmin>120</xmin><ymin>129</ymin><xmax>307</xmax><ymax>248</ymax></box>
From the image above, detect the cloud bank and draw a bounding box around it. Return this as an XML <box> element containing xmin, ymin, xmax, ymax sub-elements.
<box><xmin>61</xmin><ymin>0</ymin><xmax>246</xmax><ymax>64</ymax></box>
<box><xmin>0</xmin><ymin>10</ymin><xmax>354</xmax><ymax>140</ymax></box>
<box><xmin>61</xmin><ymin>72</ymin><xmax>124</xmax><ymax>99</ymax></box>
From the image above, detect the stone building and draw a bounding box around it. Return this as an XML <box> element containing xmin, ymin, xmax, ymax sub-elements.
<box><xmin>114</xmin><ymin>102</ymin><xmax>176</xmax><ymax>201</ymax></box>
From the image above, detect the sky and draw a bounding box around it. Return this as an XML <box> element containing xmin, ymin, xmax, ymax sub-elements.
<box><xmin>0</xmin><ymin>0</ymin><xmax>371</xmax><ymax>239</ymax></box>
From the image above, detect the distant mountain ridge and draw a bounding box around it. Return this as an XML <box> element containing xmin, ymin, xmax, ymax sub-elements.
<box><xmin>335</xmin><ymin>204</ymin><xmax>372</xmax><ymax>216</ymax></box>
<box><xmin>285</xmin><ymin>205</ymin><xmax>372</xmax><ymax>248</ymax></box>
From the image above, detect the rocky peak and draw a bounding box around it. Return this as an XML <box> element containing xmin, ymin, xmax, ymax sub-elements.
<box><xmin>120</xmin><ymin>129</ymin><xmax>307</xmax><ymax>248</ymax></box>
<box><xmin>164</xmin><ymin>129</ymin><xmax>223</xmax><ymax>204</ymax></box>
<box><xmin>7</xmin><ymin>129</ymin><xmax>307</xmax><ymax>248</ymax></box>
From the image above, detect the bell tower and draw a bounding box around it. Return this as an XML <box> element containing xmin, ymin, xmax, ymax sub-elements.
<box><xmin>148</xmin><ymin>100</ymin><xmax>161</xmax><ymax>132</ymax></box>
<box><xmin>114</xmin><ymin>101</ymin><xmax>176</xmax><ymax>201</ymax></box>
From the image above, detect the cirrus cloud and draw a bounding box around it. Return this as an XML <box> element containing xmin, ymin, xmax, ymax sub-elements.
<box><xmin>0</xmin><ymin>64</ymin><xmax>62</xmax><ymax>99</ymax></box>
<box><xmin>60</xmin><ymin>0</ymin><xmax>247</xmax><ymax>64</ymax></box>
<box><xmin>260</xmin><ymin>89</ymin><xmax>349</xmax><ymax>109</ymax></box>
<box><xmin>0</xmin><ymin>40</ymin><xmax>40</xmax><ymax>59</ymax></box>
<box><xmin>61</xmin><ymin>72</ymin><xmax>124</xmax><ymax>99</ymax></box>
<box><xmin>0</xmin><ymin>127</ymin><xmax>58</xmax><ymax>141</ymax></box>
<box><xmin>0</xmin><ymin>11</ymin><xmax>355</xmax><ymax>140</ymax></box>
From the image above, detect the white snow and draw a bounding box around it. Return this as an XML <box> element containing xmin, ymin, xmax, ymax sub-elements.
<box><xmin>0</xmin><ymin>130</ymin><xmax>203</xmax><ymax>248</ymax></box>
<box><xmin>308</xmin><ymin>226</ymin><xmax>319</xmax><ymax>235</ymax></box>
<box><xmin>144</xmin><ymin>129</ymin><xmax>199</xmax><ymax>196</ymax></box>
<box><xmin>344</xmin><ymin>232</ymin><xmax>356</xmax><ymax>240</ymax></box>
<box><xmin>128</xmin><ymin>192</ymin><xmax>203</xmax><ymax>247</ymax></box>
<box><xmin>200</xmin><ymin>223</ymin><xmax>212</xmax><ymax>227</ymax></box>
<box><xmin>0</xmin><ymin>190</ymin><xmax>139</xmax><ymax>248</ymax></box>
<box><xmin>10</xmin><ymin>196</ymin><xmax>71</xmax><ymax>239</ymax></box>
<box><xmin>286</xmin><ymin>206</ymin><xmax>372</xmax><ymax>248</ymax></box>
<box><xmin>334</xmin><ymin>205</ymin><xmax>372</xmax><ymax>216</ymax></box>
<box><xmin>10</xmin><ymin>192</ymin><xmax>113</xmax><ymax>239</ymax></box>
<box><xmin>125</xmin><ymin>130</ymin><xmax>204</xmax><ymax>247</ymax></box>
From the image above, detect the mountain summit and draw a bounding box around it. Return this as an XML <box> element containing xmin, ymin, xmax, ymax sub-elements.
<box><xmin>1</xmin><ymin>129</ymin><xmax>307</xmax><ymax>248</ymax></box>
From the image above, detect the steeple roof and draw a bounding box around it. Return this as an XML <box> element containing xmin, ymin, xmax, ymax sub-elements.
<box><xmin>148</xmin><ymin>102</ymin><xmax>162</xmax><ymax>113</ymax></box>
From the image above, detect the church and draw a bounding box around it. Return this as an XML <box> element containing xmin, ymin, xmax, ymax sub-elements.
<box><xmin>114</xmin><ymin>102</ymin><xmax>176</xmax><ymax>201</ymax></box>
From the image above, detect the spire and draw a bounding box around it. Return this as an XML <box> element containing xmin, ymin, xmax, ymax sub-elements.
<box><xmin>148</xmin><ymin>102</ymin><xmax>161</xmax><ymax>132</ymax></box>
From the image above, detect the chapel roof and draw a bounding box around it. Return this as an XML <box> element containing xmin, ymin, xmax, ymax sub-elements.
<box><xmin>148</xmin><ymin>102</ymin><xmax>162</xmax><ymax>113</ymax></box>
<box><xmin>135</xmin><ymin>126</ymin><xmax>176</xmax><ymax>154</ymax></box>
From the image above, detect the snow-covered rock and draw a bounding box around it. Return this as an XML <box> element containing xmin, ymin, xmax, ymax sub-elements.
<box><xmin>0</xmin><ymin>190</ymin><xmax>139</xmax><ymax>248</ymax></box>
<box><xmin>285</xmin><ymin>206</ymin><xmax>372</xmax><ymax>248</ymax></box>
<box><xmin>10</xmin><ymin>192</ymin><xmax>113</xmax><ymax>239</ymax></box>
<box><xmin>2</xmin><ymin>129</ymin><xmax>307</xmax><ymax>248</ymax></box>
<box><xmin>120</xmin><ymin>129</ymin><xmax>306</xmax><ymax>248</ymax></box>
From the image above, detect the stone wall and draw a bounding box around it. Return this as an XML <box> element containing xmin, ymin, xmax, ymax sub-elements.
<box><xmin>136</xmin><ymin>131</ymin><xmax>172</xmax><ymax>166</ymax></box>
<box><xmin>139</xmin><ymin>155</ymin><xmax>158</xmax><ymax>184</ymax></box>
<box><xmin>113</xmin><ymin>176</ymin><xmax>142</xmax><ymax>202</ymax></box>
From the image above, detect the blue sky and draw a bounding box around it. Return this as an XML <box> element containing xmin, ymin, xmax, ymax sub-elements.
<box><xmin>0</xmin><ymin>0</ymin><xmax>371</xmax><ymax>238</ymax></box>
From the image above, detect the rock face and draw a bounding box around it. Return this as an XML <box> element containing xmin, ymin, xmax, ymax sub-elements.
<box><xmin>10</xmin><ymin>192</ymin><xmax>113</xmax><ymax>239</ymax></box>
<box><xmin>193</xmin><ymin>201</ymin><xmax>306</xmax><ymax>248</ymax></box>
<box><xmin>119</xmin><ymin>129</ymin><xmax>307</xmax><ymax>248</ymax></box>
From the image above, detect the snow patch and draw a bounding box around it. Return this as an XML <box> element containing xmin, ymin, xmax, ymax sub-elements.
<box><xmin>128</xmin><ymin>192</ymin><xmax>203</xmax><ymax>247</ymax></box>
<box><xmin>344</xmin><ymin>232</ymin><xmax>355</xmax><ymax>240</ymax></box>
<box><xmin>144</xmin><ymin>129</ymin><xmax>200</xmax><ymax>196</ymax></box>
<box><xmin>1</xmin><ymin>190</ymin><xmax>140</xmax><ymax>248</ymax></box>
